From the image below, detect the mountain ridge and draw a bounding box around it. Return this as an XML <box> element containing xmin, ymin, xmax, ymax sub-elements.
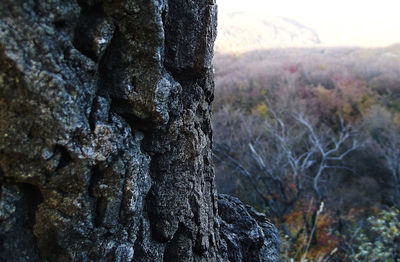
<box><xmin>215</xmin><ymin>11</ymin><xmax>322</xmax><ymax>54</ymax></box>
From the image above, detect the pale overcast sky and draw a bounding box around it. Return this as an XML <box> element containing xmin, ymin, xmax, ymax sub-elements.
<box><xmin>217</xmin><ymin>0</ymin><xmax>400</xmax><ymax>47</ymax></box>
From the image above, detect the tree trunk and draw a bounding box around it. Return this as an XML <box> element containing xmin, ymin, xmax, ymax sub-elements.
<box><xmin>0</xmin><ymin>0</ymin><xmax>280</xmax><ymax>261</ymax></box>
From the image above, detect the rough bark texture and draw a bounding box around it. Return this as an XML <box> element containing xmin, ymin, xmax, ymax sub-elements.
<box><xmin>0</xmin><ymin>1</ymin><xmax>280</xmax><ymax>261</ymax></box>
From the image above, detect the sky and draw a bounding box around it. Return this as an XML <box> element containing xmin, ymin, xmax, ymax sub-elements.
<box><xmin>217</xmin><ymin>0</ymin><xmax>400</xmax><ymax>47</ymax></box>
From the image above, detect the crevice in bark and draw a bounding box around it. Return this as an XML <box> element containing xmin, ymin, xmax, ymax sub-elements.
<box><xmin>97</xmin><ymin>29</ymin><xmax>127</xmax><ymax>98</ymax></box>
<box><xmin>73</xmin><ymin>3</ymin><xmax>108</xmax><ymax>62</ymax></box>
<box><xmin>89</xmin><ymin>164</ymin><xmax>105</xmax><ymax>197</ymax></box>
<box><xmin>54</xmin><ymin>145</ymin><xmax>72</xmax><ymax>172</ymax></box>
<box><xmin>0</xmin><ymin>166</ymin><xmax>4</xmax><ymax>192</ymax></box>
<box><xmin>0</xmin><ymin>182</ymin><xmax>43</xmax><ymax>260</ymax></box>
<box><xmin>19</xmin><ymin>183</ymin><xmax>43</xmax><ymax>227</ymax></box>
<box><xmin>94</xmin><ymin>197</ymin><xmax>108</xmax><ymax>227</ymax></box>
<box><xmin>163</xmin><ymin>223</ymin><xmax>192</xmax><ymax>262</ymax></box>
<box><xmin>88</xmin><ymin>164</ymin><xmax>107</xmax><ymax>226</ymax></box>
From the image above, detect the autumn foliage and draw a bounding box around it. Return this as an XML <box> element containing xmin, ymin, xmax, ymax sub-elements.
<box><xmin>213</xmin><ymin>45</ymin><xmax>400</xmax><ymax>261</ymax></box>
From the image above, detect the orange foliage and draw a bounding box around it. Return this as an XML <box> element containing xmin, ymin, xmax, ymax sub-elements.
<box><xmin>280</xmin><ymin>200</ymin><xmax>339</xmax><ymax>260</ymax></box>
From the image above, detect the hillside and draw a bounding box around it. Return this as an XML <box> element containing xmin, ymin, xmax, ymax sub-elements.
<box><xmin>212</xmin><ymin>44</ymin><xmax>400</xmax><ymax>260</ymax></box>
<box><xmin>215</xmin><ymin>11</ymin><xmax>321</xmax><ymax>53</ymax></box>
<box><xmin>214</xmin><ymin>44</ymin><xmax>400</xmax><ymax>90</ymax></box>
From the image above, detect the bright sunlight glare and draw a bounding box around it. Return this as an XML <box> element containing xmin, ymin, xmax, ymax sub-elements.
<box><xmin>217</xmin><ymin>0</ymin><xmax>400</xmax><ymax>47</ymax></box>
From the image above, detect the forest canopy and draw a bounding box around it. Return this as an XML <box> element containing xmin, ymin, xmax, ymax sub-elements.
<box><xmin>212</xmin><ymin>45</ymin><xmax>400</xmax><ymax>261</ymax></box>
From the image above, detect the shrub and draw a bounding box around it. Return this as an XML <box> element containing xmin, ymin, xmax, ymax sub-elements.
<box><xmin>350</xmin><ymin>208</ymin><xmax>400</xmax><ymax>261</ymax></box>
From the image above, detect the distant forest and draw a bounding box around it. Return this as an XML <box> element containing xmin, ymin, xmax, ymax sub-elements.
<box><xmin>212</xmin><ymin>44</ymin><xmax>400</xmax><ymax>261</ymax></box>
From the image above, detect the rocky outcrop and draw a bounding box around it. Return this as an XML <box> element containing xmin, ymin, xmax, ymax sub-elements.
<box><xmin>218</xmin><ymin>195</ymin><xmax>281</xmax><ymax>262</ymax></box>
<box><xmin>0</xmin><ymin>0</ymin><xmax>280</xmax><ymax>261</ymax></box>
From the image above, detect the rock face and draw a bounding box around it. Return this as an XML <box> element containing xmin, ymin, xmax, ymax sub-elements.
<box><xmin>0</xmin><ymin>1</ymin><xmax>280</xmax><ymax>261</ymax></box>
<box><xmin>218</xmin><ymin>195</ymin><xmax>281</xmax><ymax>262</ymax></box>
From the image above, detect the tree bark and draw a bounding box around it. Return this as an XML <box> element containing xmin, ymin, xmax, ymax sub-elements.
<box><xmin>0</xmin><ymin>1</ymin><xmax>280</xmax><ymax>261</ymax></box>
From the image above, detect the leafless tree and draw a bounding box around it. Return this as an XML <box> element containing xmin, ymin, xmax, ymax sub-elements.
<box><xmin>213</xmin><ymin>106</ymin><xmax>358</xmax><ymax>217</ymax></box>
<box><xmin>295</xmin><ymin>114</ymin><xmax>358</xmax><ymax>200</ymax></box>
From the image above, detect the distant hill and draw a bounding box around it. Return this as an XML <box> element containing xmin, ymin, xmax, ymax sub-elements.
<box><xmin>215</xmin><ymin>11</ymin><xmax>321</xmax><ymax>54</ymax></box>
<box><xmin>215</xmin><ymin>8</ymin><xmax>400</xmax><ymax>54</ymax></box>
<box><xmin>213</xmin><ymin>44</ymin><xmax>400</xmax><ymax>96</ymax></box>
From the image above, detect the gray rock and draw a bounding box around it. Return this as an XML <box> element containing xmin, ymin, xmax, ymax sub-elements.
<box><xmin>218</xmin><ymin>195</ymin><xmax>281</xmax><ymax>262</ymax></box>
<box><xmin>0</xmin><ymin>0</ymin><xmax>280</xmax><ymax>261</ymax></box>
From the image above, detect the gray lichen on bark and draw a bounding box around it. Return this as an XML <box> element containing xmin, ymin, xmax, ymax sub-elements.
<box><xmin>0</xmin><ymin>0</ymin><xmax>280</xmax><ymax>261</ymax></box>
